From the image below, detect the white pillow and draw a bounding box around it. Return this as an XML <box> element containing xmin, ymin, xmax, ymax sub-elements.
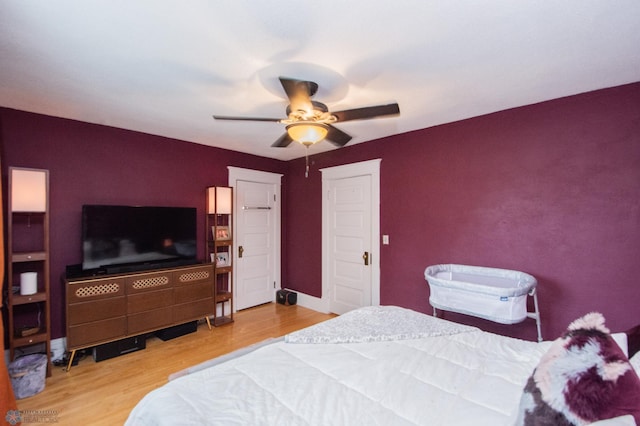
<box><xmin>591</xmin><ymin>415</ymin><xmax>637</xmax><ymax>426</ymax></box>
<box><xmin>612</xmin><ymin>332</ymin><xmax>629</xmax><ymax>357</ymax></box>
<box><xmin>591</xmin><ymin>414</ymin><xmax>636</xmax><ymax>426</ymax></box>
<box><xmin>631</xmin><ymin>352</ymin><xmax>640</xmax><ymax>375</ymax></box>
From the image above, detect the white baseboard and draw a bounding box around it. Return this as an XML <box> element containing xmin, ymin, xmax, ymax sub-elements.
<box><xmin>284</xmin><ymin>289</ymin><xmax>329</xmax><ymax>314</ymax></box>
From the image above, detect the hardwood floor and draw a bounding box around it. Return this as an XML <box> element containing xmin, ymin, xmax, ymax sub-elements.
<box><xmin>15</xmin><ymin>303</ymin><xmax>335</xmax><ymax>425</ymax></box>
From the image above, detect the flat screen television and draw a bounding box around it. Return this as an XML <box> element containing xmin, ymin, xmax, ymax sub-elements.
<box><xmin>82</xmin><ymin>205</ymin><xmax>198</xmax><ymax>274</ymax></box>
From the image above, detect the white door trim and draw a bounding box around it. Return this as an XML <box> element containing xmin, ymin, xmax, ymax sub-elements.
<box><xmin>320</xmin><ymin>159</ymin><xmax>381</xmax><ymax>313</ymax></box>
<box><xmin>228</xmin><ymin>167</ymin><xmax>283</xmax><ymax>312</ymax></box>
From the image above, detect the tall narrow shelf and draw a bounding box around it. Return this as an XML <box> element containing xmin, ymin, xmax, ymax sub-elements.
<box><xmin>6</xmin><ymin>167</ymin><xmax>51</xmax><ymax>377</ymax></box>
<box><xmin>206</xmin><ymin>186</ymin><xmax>234</xmax><ymax>326</ymax></box>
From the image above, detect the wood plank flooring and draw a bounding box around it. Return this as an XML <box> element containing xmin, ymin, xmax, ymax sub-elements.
<box><xmin>15</xmin><ymin>303</ymin><xmax>335</xmax><ymax>425</ymax></box>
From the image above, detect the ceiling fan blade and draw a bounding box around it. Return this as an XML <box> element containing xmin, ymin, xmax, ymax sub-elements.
<box><xmin>271</xmin><ymin>132</ymin><xmax>294</xmax><ymax>148</ymax></box>
<box><xmin>325</xmin><ymin>125</ymin><xmax>352</xmax><ymax>147</ymax></box>
<box><xmin>213</xmin><ymin>115</ymin><xmax>282</xmax><ymax>122</ymax></box>
<box><xmin>279</xmin><ymin>77</ymin><xmax>316</xmax><ymax>113</ymax></box>
<box><xmin>332</xmin><ymin>103</ymin><xmax>400</xmax><ymax>122</ymax></box>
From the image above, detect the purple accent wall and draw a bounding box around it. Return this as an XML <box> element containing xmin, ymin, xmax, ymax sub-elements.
<box><xmin>0</xmin><ymin>109</ymin><xmax>287</xmax><ymax>339</ymax></box>
<box><xmin>284</xmin><ymin>82</ymin><xmax>640</xmax><ymax>340</ymax></box>
<box><xmin>1</xmin><ymin>82</ymin><xmax>639</xmax><ymax>343</ymax></box>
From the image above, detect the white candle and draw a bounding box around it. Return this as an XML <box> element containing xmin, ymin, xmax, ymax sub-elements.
<box><xmin>20</xmin><ymin>272</ymin><xmax>37</xmax><ymax>295</ymax></box>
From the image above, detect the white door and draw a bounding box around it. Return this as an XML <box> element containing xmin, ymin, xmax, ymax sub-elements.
<box><xmin>322</xmin><ymin>160</ymin><xmax>380</xmax><ymax>315</ymax></box>
<box><xmin>229</xmin><ymin>168</ymin><xmax>282</xmax><ymax>310</ymax></box>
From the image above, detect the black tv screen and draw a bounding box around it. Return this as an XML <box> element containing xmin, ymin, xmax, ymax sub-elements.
<box><xmin>82</xmin><ymin>205</ymin><xmax>197</xmax><ymax>273</ymax></box>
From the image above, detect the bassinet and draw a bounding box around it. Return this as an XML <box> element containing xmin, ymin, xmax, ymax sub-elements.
<box><xmin>424</xmin><ymin>264</ymin><xmax>542</xmax><ymax>341</ymax></box>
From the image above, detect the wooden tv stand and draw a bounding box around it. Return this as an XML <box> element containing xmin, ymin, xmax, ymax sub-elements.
<box><xmin>65</xmin><ymin>263</ymin><xmax>214</xmax><ymax>370</ymax></box>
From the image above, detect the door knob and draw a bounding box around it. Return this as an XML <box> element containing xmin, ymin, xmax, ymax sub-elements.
<box><xmin>363</xmin><ymin>251</ymin><xmax>369</xmax><ymax>266</ymax></box>
<box><xmin>238</xmin><ymin>246</ymin><xmax>244</xmax><ymax>258</ymax></box>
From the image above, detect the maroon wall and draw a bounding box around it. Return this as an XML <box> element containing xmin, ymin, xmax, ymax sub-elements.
<box><xmin>0</xmin><ymin>109</ymin><xmax>287</xmax><ymax>339</ymax></box>
<box><xmin>2</xmin><ymin>82</ymin><xmax>639</xmax><ymax>344</ymax></box>
<box><xmin>285</xmin><ymin>82</ymin><xmax>640</xmax><ymax>341</ymax></box>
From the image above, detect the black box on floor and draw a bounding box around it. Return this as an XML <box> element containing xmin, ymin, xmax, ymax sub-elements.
<box><xmin>93</xmin><ymin>335</ymin><xmax>146</xmax><ymax>362</ymax></box>
<box><xmin>155</xmin><ymin>321</ymin><xmax>197</xmax><ymax>341</ymax></box>
<box><xmin>276</xmin><ymin>289</ymin><xmax>297</xmax><ymax>305</ymax></box>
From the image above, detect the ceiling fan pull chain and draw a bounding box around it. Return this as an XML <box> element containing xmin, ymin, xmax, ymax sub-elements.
<box><xmin>305</xmin><ymin>148</ymin><xmax>309</xmax><ymax>178</ymax></box>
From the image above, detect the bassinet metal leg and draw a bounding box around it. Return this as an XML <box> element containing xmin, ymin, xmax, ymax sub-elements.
<box><xmin>526</xmin><ymin>290</ymin><xmax>542</xmax><ymax>342</ymax></box>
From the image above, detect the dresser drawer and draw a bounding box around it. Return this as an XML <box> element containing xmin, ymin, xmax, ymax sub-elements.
<box><xmin>173</xmin><ymin>264</ymin><xmax>213</xmax><ymax>305</ymax></box>
<box><xmin>173</xmin><ymin>299</ymin><xmax>212</xmax><ymax>323</ymax></box>
<box><xmin>127</xmin><ymin>288</ymin><xmax>173</xmax><ymax>314</ymax></box>
<box><xmin>173</xmin><ymin>265</ymin><xmax>213</xmax><ymax>288</ymax></box>
<box><xmin>68</xmin><ymin>296</ymin><xmax>126</xmax><ymax>325</ymax></box>
<box><xmin>67</xmin><ymin>316</ymin><xmax>127</xmax><ymax>349</ymax></box>
<box><xmin>128</xmin><ymin>307</ymin><xmax>173</xmax><ymax>335</ymax></box>
<box><xmin>125</xmin><ymin>271</ymin><xmax>172</xmax><ymax>294</ymax></box>
<box><xmin>67</xmin><ymin>277</ymin><xmax>125</xmax><ymax>304</ymax></box>
<box><xmin>174</xmin><ymin>281</ymin><xmax>212</xmax><ymax>305</ymax></box>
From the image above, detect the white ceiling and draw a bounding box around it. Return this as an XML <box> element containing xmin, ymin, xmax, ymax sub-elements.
<box><xmin>1</xmin><ymin>1</ymin><xmax>639</xmax><ymax>161</ymax></box>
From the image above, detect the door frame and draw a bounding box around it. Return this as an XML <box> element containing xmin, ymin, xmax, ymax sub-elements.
<box><xmin>320</xmin><ymin>159</ymin><xmax>381</xmax><ymax>313</ymax></box>
<box><xmin>228</xmin><ymin>166</ymin><xmax>283</xmax><ymax>312</ymax></box>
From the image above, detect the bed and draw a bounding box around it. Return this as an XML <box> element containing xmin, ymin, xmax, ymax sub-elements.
<box><xmin>126</xmin><ymin>306</ymin><xmax>640</xmax><ymax>426</ymax></box>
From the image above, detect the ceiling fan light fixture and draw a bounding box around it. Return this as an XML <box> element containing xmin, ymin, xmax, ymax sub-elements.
<box><xmin>286</xmin><ymin>122</ymin><xmax>328</xmax><ymax>146</ymax></box>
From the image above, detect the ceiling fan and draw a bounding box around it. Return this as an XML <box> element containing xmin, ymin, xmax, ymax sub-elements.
<box><xmin>213</xmin><ymin>77</ymin><xmax>400</xmax><ymax>148</ymax></box>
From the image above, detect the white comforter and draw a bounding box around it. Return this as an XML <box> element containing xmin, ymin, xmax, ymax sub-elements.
<box><xmin>126</xmin><ymin>306</ymin><xmax>551</xmax><ymax>426</ymax></box>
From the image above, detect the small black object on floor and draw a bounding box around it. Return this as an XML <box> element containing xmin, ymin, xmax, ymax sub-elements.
<box><xmin>93</xmin><ymin>335</ymin><xmax>146</xmax><ymax>362</ymax></box>
<box><xmin>155</xmin><ymin>321</ymin><xmax>198</xmax><ymax>341</ymax></box>
<box><xmin>276</xmin><ymin>289</ymin><xmax>297</xmax><ymax>305</ymax></box>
